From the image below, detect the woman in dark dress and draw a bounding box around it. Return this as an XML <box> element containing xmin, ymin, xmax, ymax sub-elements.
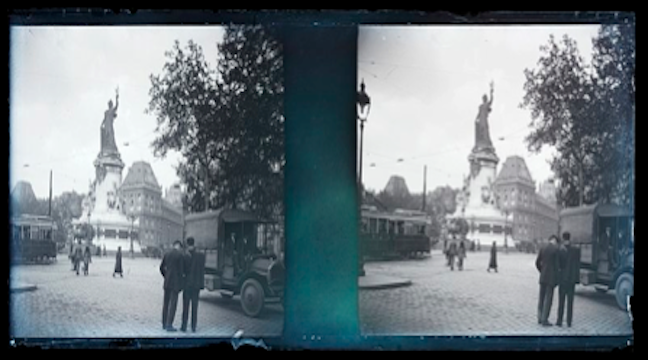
<box><xmin>487</xmin><ymin>241</ymin><xmax>498</xmax><ymax>273</ymax></box>
<box><xmin>83</xmin><ymin>246</ymin><xmax>92</xmax><ymax>276</ymax></box>
<box><xmin>448</xmin><ymin>242</ymin><xmax>458</xmax><ymax>271</ymax></box>
<box><xmin>113</xmin><ymin>246</ymin><xmax>123</xmax><ymax>277</ymax></box>
<box><xmin>457</xmin><ymin>241</ymin><xmax>467</xmax><ymax>271</ymax></box>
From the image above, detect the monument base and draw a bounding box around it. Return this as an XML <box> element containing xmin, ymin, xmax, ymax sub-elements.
<box><xmin>93</xmin><ymin>238</ymin><xmax>142</xmax><ymax>255</ymax></box>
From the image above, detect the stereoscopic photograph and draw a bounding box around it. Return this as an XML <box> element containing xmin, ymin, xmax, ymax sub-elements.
<box><xmin>10</xmin><ymin>25</ymin><xmax>285</xmax><ymax>338</ymax></box>
<box><xmin>356</xmin><ymin>25</ymin><xmax>634</xmax><ymax>337</ymax></box>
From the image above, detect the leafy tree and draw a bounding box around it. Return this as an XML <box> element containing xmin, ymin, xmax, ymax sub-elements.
<box><xmin>215</xmin><ymin>25</ymin><xmax>284</xmax><ymax>219</ymax></box>
<box><xmin>147</xmin><ymin>25</ymin><xmax>284</xmax><ymax>220</ymax></box>
<box><xmin>521</xmin><ymin>25</ymin><xmax>634</xmax><ymax>208</ymax></box>
<box><xmin>147</xmin><ymin>39</ymin><xmax>220</xmax><ymax>213</ymax></box>
<box><xmin>447</xmin><ymin>217</ymin><xmax>469</xmax><ymax>239</ymax></box>
<box><xmin>591</xmin><ymin>23</ymin><xmax>635</xmax><ymax>209</ymax></box>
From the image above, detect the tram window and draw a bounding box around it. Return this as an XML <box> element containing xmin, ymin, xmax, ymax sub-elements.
<box><xmin>419</xmin><ymin>225</ymin><xmax>426</xmax><ymax>235</ymax></box>
<box><xmin>370</xmin><ymin>218</ymin><xmax>378</xmax><ymax>234</ymax></box>
<box><xmin>378</xmin><ymin>219</ymin><xmax>387</xmax><ymax>234</ymax></box>
<box><xmin>23</xmin><ymin>226</ymin><xmax>31</xmax><ymax>240</ymax></box>
<box><xmin>397</xmin><ymin>221</ymin><xmax>405</xmax><ymax>235</ymax></box>
<box><xmin>388</xmin><ymin>221</ymin><xmax>395</xmax><ymax>235</ymax></box>
<box><xmin>361</xmin><ymin>218</ymin><xmax>369</xmax><ymax>233</ymax></box>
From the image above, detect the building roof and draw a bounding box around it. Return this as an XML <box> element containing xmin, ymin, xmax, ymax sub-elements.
<box><xmin>11</xmin><ymin>181</ymin><xmax>38</xmax><ymax>204</ymax></box>
<box><xmin>121</xmin><ymin>161</ymin><xmax>162</xmax><ymax>193</ymax></box>
<box><xmin>384</xmin><ymin>175</ymin><xmax>410</xmax><ymax>197</ymax></box>
<box><xmin>495</xmin><ymin>156</ymin><xmax>535</xmax><ymax>187</ymax></box>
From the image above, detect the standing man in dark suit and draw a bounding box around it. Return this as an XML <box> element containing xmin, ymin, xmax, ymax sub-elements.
<box><xmin>181</xmin><ymin>237</ymin><xmax>206</xmax><ymax>333</ymax></box>
<box><xmin>536</xmin><ymin>234</ymin><xmax>561</xmax><ymax>326</ymax></box>
<box><xmin>160</xmin><ymin>240</ymin><xmax>185</xmax><ymax>332</ymax></box>
<box><xmin>556</xmin><ymin>232</ymin><xmax>580</xmax><ymax>327</ymax></box>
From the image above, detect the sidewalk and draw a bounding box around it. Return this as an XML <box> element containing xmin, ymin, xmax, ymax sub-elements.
<box><xmin>358</xmin><ymin>273</ymin><xmax>412</xmax><ymax>290</ymax></box>
<box><xmin>10</xmin><ymin>281</ymin><xmax>38</xmax><ymax>293</ymax></box>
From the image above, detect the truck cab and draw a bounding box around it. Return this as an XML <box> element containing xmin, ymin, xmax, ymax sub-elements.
<box><xmin>559</xmin><ymin>203</ymin><xmax>634</xmax><ymax>310</ymax></box>
<box><xmin>184</xmin><ymin>209</ymin><xmax>285</xmax><ymax>317</ymax></box>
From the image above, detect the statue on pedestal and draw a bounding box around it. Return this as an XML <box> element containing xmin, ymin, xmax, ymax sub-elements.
<box><xmin>100</xmin><ymin>88</ymin><xmax>120</xmax><ymax>158</ymax></box>
<box><xmin>474</xmin><ymin>81</ymin><xmax>495</xmax><ymax>153</ymax></box>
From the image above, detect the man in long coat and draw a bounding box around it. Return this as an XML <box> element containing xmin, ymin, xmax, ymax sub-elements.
<box><xmin>160</xmin><ymin>240</ymin><xmax>185</xmax><ymax>332</ymax></box>
<box><xmin>181</xmin><ymin>237</ymin><xmax>206</xmax><ymax>332</ymax></box>
<box><xmin>556</xmin><ymin>232</ymin><xmax>580</xmax><ymax>327</ymax></box>
<box><xmin>536</xmin><ymin>234</ymin><xmax>561</xmax><ymax>326</ymax></box>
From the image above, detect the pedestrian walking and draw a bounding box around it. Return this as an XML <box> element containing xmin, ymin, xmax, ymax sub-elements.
<box><xmin>477</xmin><ymin>239</ymin><xmax>481</xmax><ymax>251</ymax></box>
<box><xmin>448</xmin><ymin>242</ymin><xmax>457</xmax><ymax>271</ymax></box>
<box><xmin>83</xmin><ymin>246</ymin><xmax>92</xmax><ymax>276</ymax></box>
<box><xmin>457</xmin><ymin>241</ymin><xmax>467</xmax><ymax>271</ymax></box>
<box><xmin>443</xmin><ymin>238</ymin><xmax>449</xmax><ymax>266</ymax></box>
<box><xmin>103</xmin><ymin>244</ymin><xmax>107</xmax><ymax>257</ymax></box>
<box><xmin>96</xmin><ymin>245</ymin><xmax>101</xmax><ymax>257</ymax></box>
<box><xmin>160</xmin><ymin>240</ymin><xmax>185</xmax><ymax>332</ymax></box>
<box><xmin>113</xmin><ymin>246</ymin><xmax>123</xmax><ymax>278</ymax></box>
<box><xmin>536</xmin><ymin>234</ymin><xmax>560</xmax><ymax>326</ymax></box>
<box><xmin>487</xmin><ymin>241</ymin><xmax>498</xmax><ymax>272</ymax></box>
<box><xmin>556</xmin><ymin>232</ymin><xmax>580</xmax><ymax>327</ymax></box>
<box><xmin>181</xmin><ymin>237</ymin><xmax>205</xmax><ymax>333</ymax></box>
<box><xmin>69</xmin><ymin>241</ymin><xmax>75</xmax><ymax>271</ymax></box>
<box><xmin>73</xmin><ymin>240</ymin><xmax>83</xmax><ymax>276</ymax></box>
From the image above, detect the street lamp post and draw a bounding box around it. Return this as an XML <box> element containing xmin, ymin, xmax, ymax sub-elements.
<box><xmin>357</xmin><ymin>79</ymin><xmax>371</xmax><ymax>277</ymax></box>
<box><xmin>127</xmin><ymin>209</ymin><xmax>137</xmax><ymax>259</ymax></box>
<box><xmin>504</xmin><ymin>210</ymin><xmax>510</xmax><ymax>254</ymax></box>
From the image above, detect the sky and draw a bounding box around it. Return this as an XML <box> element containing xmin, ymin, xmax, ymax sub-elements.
<box><xmin>10</xmin><ymin>26</ymin><xmax>225</xmax><ymax>198</ymax></box>
<box><xmin>357</xmin><ymin>25</ymin><xmax>601</xmax><ymax>194</ymax></box>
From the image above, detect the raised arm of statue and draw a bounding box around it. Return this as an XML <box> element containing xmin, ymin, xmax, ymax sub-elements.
<box><xmin>114</xmin><ymin>87</ymin><xmax>119</xmax><ymax>112</ymax></box>
<box><xmin>489</xmin><ymin>81</ymin><xmax>494</xmax><ymax>106</ymax></box>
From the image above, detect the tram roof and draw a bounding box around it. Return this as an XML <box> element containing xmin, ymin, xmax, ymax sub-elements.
<box><xmin>11</xmin><ymin>214</ymin><xmax>57</xmax><ymax>228</ymax></box>
<box><xmin>361</xmin><ymin>209</ymin><xmax>430</xmax><ymax>224</ymax></box>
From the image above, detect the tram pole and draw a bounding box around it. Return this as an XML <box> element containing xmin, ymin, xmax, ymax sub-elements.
<box><xmin>48</xmin><ymin>170</ymin><xmax>52</xmax><ymax>217</ymax></box>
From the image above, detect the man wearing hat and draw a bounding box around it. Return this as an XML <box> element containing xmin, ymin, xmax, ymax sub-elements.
<box><xmin>160</xmin><ymin>240</ymin><xmax>185</xmax><ymax>332</ymax></box>
<box><xmin>181</xmin><ymin>237</ymin><xmax>205</xmax><ymax>333</ymax></box>
<box><xmin>556</xmin><ymin>231</ymin><xmax>580</xmax><ymax>327</ymax></box>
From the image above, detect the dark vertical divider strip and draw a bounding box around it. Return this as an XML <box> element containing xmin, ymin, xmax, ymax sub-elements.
<box><xmin>282</xmin><ymin>25</ymin><xmax>360</xmax><ymax>342</ymax></box>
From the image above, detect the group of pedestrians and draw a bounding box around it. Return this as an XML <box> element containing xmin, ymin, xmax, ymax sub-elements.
<box><xmin>160</xmin><ymin>237</ymin><xmax>206</xmax><ymax>333</ymax></box>
<box><xmin>444</xmin><ymin>238</ymin><xmax>499</xmax><ymax>273</ymax></box>
<box><xmin>69</xmin><ymin>241</ymin><xmax>124</xmax><ymax>277</ymax></box>
<box><xmin>445</xmin><ymin>240</ymin><xmax>468</xmax><ymax>271</ymax></box>
<box><xmin>536</xmin><ymin>232</ymin><xmax>580</xmax><ymax>327</ymax></box>
<box><xmin>69</xmin><ymin>240</ymin><xmax>93</xmax><ymax>276</ymax></box>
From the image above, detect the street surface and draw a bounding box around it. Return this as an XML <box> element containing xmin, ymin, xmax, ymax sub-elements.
<box><xmin>10</xmin><ymin>256</ymin><xmax>283</xmax><ymax>338</ymax></box>
<box><xmin>360</xmin><ymin>249</ymin><xmax>634</xmax><ymax>337</ymax></box>
<box><xmin>10</xmin><ymin>249</ymin><xmax>633</xmax><ymax>340</ymax></box>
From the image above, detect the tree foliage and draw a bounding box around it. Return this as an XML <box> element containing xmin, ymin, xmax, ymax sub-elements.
<box><xmin>147</xmin><ymin>25</ymin><xmax>284</xmax><ymax>219</ymax></box>
<box><xmin>521</xmin><ymin>23</ymin><xmax>634</xmax><ymax>209</ymax></box>
<box><xmin>371</xmin><ymin>184</ymin><xmax>458</xmax><ymax>240</ymax></box>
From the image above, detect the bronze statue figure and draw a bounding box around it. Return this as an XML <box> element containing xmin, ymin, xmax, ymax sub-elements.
<box><xmin>474</xmin><ymin>81</ymin><xmax>494</xmax><ymax>152</ymax></box>
<box><xmin>101</xmin><ymin>88</ymin><xmax>120</xmax><ymax>157</ymax></box>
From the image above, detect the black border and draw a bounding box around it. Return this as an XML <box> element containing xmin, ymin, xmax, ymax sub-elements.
<box><xmin>7</xmin><ymin>9</ymin><xmax>635</xmax><ymax>352</ymax></box>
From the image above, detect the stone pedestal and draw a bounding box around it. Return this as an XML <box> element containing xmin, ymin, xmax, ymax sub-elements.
<box><xmin>85</xmin><ymin>154</ymin><xmax>141</xmax><ymax>253</ymax></box>
<box><xmin>457</xmin><ymin>148</ymin><xmax>512</xmax><ymax>248</ymax></box>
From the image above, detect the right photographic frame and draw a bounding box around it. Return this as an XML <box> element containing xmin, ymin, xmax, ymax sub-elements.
<box><xmin>356</xmin><ymin>24</ymin><xmax>634</xmax><ymax>338</ymax></box>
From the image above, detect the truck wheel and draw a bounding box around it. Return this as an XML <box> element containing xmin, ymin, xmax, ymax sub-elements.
<box><xmin>615</xmin><ymin>273</ymin><xmax>633</xmax><ymax>311</ymax></box>
<box><xmin>240</xmin><ymin>278</ymin><xmax>265</xmax><ymax>317</ymax></box>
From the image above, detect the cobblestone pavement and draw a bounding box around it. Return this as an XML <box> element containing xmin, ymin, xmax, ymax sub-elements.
<box><xmin>359</xmin><ymin>250</ymin><xmax>634</xmax><ymax>337</ymax></box>
<box><xmin>10</xmin><ymin>256</ymin><xmax>283</xmax><ymax>338</ymax></box>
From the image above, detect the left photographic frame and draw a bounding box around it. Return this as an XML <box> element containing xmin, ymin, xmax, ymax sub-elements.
<box><xmin>9</xmin><ymin>24</ymin><xmax>286</xmax><ymax>338</ymax></box>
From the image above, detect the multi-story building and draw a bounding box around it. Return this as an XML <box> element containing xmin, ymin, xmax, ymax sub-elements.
<box><xmin>493</xmin><ymin>156</ymin><xmax>559</xmax><ymax>244</ymax></box>
<box><xmin>120</xmin><ymin>161</ymin><xmax>183</xmax><ymax>250</ymax></box>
